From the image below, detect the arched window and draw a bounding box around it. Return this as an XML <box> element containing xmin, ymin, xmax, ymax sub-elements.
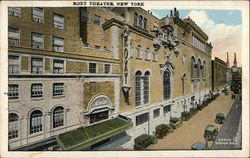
<box><xmin>145</xmin><ymin>48</ymin><xmax>150</xmax><ymax>60</ymax></box>
<box><xmin>191</xmin><ymin>57</ymin><xmax>195</xmax><ymax>80</ymax></box>
<box><xmin>197</xmin><ymin>59</ymin><xmax>201</xmax><ymax>79</ymax></box>
<box><xmin>203</xmin><ymin>61</ymin><xmax>206</xmax><ymax>80</ymax></box>
<box><xmin>139</xmin><ymin>15</ymin><xmax>143</xmax><ymax>28</ymax></box>
<box><xmin>135</xmin><ymin>71</ymin><xmax>142</xmax><ymax>106</ymax></box>
<box><xmin>143</xmin><ymin>71</ymin><xmax>150</xmax><ymax>104</ymax></box>
<box><xmin>163</xmin><ymin>70</ymin><xmax>171</xmax><ymax>100</ymax></box>
<box><xmin>136</xmin><ymin>45</ymin><xmax>141</xmax><ymax>58</ymax></box>
<box><xmin>134</xmin><ymin>12</ymin><xmax>138</xmax><ymax>25</ymax></box>
<box><xmin>143</xmin><ymin>18</ymin><xmax>147</xmax><ymax>30</ymax></box>
<box><xmin>30</xmin><ymin>110</ymin><xmax>43</xmax><ymax>134</ymax></box>
<box><xmin>8</xmin><ymin>113</ymin><xmax>19</xmax><ymax>139</ymax></box>
<box><xmin>53</xmin><ymin>106</ymin><xmax>64</xmax><ymax>128</ymax></box>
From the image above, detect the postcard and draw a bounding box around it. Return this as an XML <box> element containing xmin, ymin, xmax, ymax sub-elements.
<box><xmin>0</xmin><ymin>0</ymin><xmax>249</xmax><ymax>157</ymax></box>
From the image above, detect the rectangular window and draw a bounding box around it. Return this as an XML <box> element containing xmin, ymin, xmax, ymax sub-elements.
<box><xmin>163</xmin><ymin>105</ymin><xmax>171</xmax><ymax>113</ymax></box>
<box><xmin>53</xmin><ymin>37</ymin><xmax>64</xmax><ymax>52</ymax></box>
<box><xmin>53</xmin><ymin>83</ymin><xmax>64</xmax><ymax>96</ymax></box>
<box><xmin>81</xmin><ymin>9</ymin><xmax>89</xmax><ymax>22</ymax></box>
<box><xmin>31</xmin><ymin>58</ymin><xmax>43</xmax><ymax>74</ymax></box>
<box><xmin>32</xmin><ymin>33</ymin><xmax>43</xmax><ymax>49</ymax></box>
<box><xmin>8</xmin><ymin>55</ymin><xmax>20</xmax><ymax>74</ymax></box>
<box><xmin>94</xmin><ymin>15</ymin><xmax>101</xmax><ymax>25</ymax></box>
<box><xmin>8</xmin><ymin>28</ymin><xmax>20</xmax><ymax>46</ymax></box>
<box><xmin>90</xmin><ymin>111</ymin><xmax>109</xmax><ymax>124</ymax></box>
<box><xmin>53</xmin><ymin>59</ymin><xmax>64</xmax><ymax>74</ymax></box>
<box><xmin>89</xmin><ymin>63</ymin><xmax>97</xmax><ymax>73</ymax></box>
<box><xmin>153</xmin><ymin>109</ymin><xmax>160</xmax><ymax>118</ymax></box>
<box><xmin>32</xmin><ymin>7</ymin><xmax>44</xmax><ymax>23</ymax></box>
<box><xmin>8</xmin><ymin>7</ymin><xmax>21</xmax><ymax>17</ymax></box>
<box><xmin>31</xmin><ymin>84</ymin><xmax>43</xmax><ymax>98</ymax></box>
<box><xmin>53</xmin><ymin>14</ymin><xmax>64</xmax><ymax>29</ymax></box>
<box><xmin>8</xmin><ymin>84</ymin><xmax>19</xmax><ymax>99</ymax></box>
<box><xmin>104</xmin><ymin>64</ymin><xmax>111</xmax><ymax>74</ymax></box>
<box><xmin>136</xmin><ymin>112</ymin><xmax>149</xmax><ymax>126</ymax></box>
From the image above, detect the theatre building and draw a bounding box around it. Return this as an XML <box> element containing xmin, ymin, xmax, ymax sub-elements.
<box><xmin>8</xmin><ymin>7</ymin><xmax>213</xmax><ymax>150</ymax></box>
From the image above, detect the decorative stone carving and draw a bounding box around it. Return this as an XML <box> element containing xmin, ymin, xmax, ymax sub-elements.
<box><xmin>160</xmin><ymin>55</ymin><xmax>175</xmax><ymax>75</ymax></box>
<box><xmin>91</xmin><ymin>97</ymin><xmax>111</xmax><ymax>108</ymax></box>
<box><xmin>151</xmin><ymin>24</ymin><xmax>180</xmax><ymax>56</ymax></box>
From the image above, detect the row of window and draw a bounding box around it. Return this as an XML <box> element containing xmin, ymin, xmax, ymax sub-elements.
<box><xmin>135</xmin><ymin>69</ymin><xmax>171</xmax><ymax>106</ymax></box>
<box><xmin>190</xmin><ymin>57</ymin><xmax>206</xmax><ymax>80</ymax></box>
<box><xmin>192</xmin><ymin>36</ymin><xmax>205</xmax><ymax>52</ymax></box>
<box><xmin>8</xmin><ymin>55</ymin><xmax>112</xmax><ymax>74</ymax></box>
<box><xmin>80</xmin><ymin>8</ymin><xmax>104</xmax><ymax>26</ymax></box>
<box><xmin>136</xmin><ymin>46</ymin><xmax>158</xmax><ymax>61</ymax></box>
<box><xmin>8</xmin><ymin>28</ymin><xmax>64</xmax><ymax>52</ymax></box>
<box><xmin>136</xmin><ymin>105</ymin><xmax>171</xmax><ymax>126</ymax></box>
<box><xmin>8</xmin><ymin>106</ymin><xmax>64</xmax><ymax>139</ymax></box>
<box><xmin>8</xmin><ymin>83</ymin><xmax>64</xmax><ymax>99</ymax></box>
<box><xmin>9</xmin><ymin>7</ymin><xmax>65</xmax><ymax>29</ymax></box>
<box><xmin>134</xmin><ymin>12</ymin><xmax>147</xmax><ymax>30</ymax></box>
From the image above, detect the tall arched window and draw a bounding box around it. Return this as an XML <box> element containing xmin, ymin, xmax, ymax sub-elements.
<box><xmin>143</xmin><ymin>18</ymin><xmax>147</xmax><ymax>30</ymax></box>
<box><xmin>30</xmin><ymin>110</ymin><xmax>43</xmax><ymax>134</ymax></box>
<box><xmin>191</xmin><ymin>57</ymin><xmax>195</xmax><ymax>80</ymax></box>
<box><xmin>143</xmin><ymin>71</ymin><xmax>150</xmax><ymax>104</ymax></box>
<box><xmin>8</xmin><ymin>113</ymin><xmax>19</xmax><ymax>139</ymax></box>
<box><xmin>53</xmin><ymin>106</ymin><xmax>64</xmax><ymax>128</ymax></box>
<box><xmin>139</xmin><ymin>15</ymin><xmax>143</xmax><ymax>28</ymax></box>
<box><xmin>203</xmin><ymin>61</ymin><xmax>206</xmax><ymax>80</ymax></box>
<box><xmin>198</xmin><ymin>59</ymin><xmax>201</xmax><ymax>80</ymax></box>
<box><xmin>135</xmin><ymin>71</ymin><xmax>142</xmax><ymax>106</ymax></box>
<box><xmin>163</xmin><ymin>70</ymin><xmax>171</xmax><ymax>100</ymax></box>
<box><xmin>134</xmin><ymin>12</ymin><xmax>138</xmax><ymax>25</ymax></box>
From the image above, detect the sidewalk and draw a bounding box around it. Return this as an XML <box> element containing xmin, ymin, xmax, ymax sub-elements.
<box><xmin>149</xmin><ymin>91</ymin><xmax>235</xmax><ymax>150</ymax></box>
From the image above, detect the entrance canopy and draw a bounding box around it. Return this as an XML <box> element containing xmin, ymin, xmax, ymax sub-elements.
<box><xmin>56</xmin><ymin>116</ymin><xmax>132</xmax><ymax>150</ymax></box>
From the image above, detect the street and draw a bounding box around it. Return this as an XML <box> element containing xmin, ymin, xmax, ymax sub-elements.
<box><xmin>149</xmin><ymin>90</ymin><xmax>237</xmax><ymax>150</ymax></box>
<box><xmin>211</xmin><ymin>93</ymin><xmax>242</xmax><ymax>150</ymax></box>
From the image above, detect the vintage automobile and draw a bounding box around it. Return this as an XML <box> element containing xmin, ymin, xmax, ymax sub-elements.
<box><xmin>155</xmin><ymin>124</ymin><xmax>173</xmax><ymax>139</ymax></box>
<box><xmin>215</xmin><ymin>113</ymin><xmax>225</xmax><ymax>124</ymax></box>
<box><xmin>203</xmin><ymin>125</ymin><xmax>218</xmax><ymax>141</ymax></box>
<box><xmin>231</xmin><ymin>94</ymin><xmax>236</xmax><ymax>99</ymax></box>
<box><xmin>170</xmin><ymin>117</ymin><xmax>183</xmax><ymax>129</ymax></box>
<box><xmin>191</xmin><ymin>142</ymin><xmax>205</xmax><ymax>150</ymax></box>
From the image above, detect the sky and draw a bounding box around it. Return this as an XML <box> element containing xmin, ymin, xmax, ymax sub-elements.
<box><xmin>151</xmin><ymin>9</ymin><xmax>242</xmax><ymax>66</ymax></box>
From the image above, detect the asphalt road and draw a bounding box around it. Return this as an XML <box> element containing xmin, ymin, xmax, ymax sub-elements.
<box><xmin>210</xmin><ymin>93</ymin><xmax>242</xmax><ymax>150</ymax></box>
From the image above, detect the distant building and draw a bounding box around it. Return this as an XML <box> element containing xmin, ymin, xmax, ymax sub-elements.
<box><xmin>211</xmin><ymin>57</ymin><xmax>227</xmax><ymax>92</ymax></box>
<box><xmin>226</xmin><ymin>52</ymin><xmax>232</xmax><ymax>85</ymax></box>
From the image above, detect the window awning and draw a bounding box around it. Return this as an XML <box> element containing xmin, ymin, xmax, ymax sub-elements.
<box><xmin>56</xmin><ymin>117</ymin><xmax>133</xmax><ymax>151</ymax></box>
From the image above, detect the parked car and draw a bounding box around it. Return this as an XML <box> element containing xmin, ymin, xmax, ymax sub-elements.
<box><xmin>215</xmin><ymin>113</ymin><xmax>225</xmax><ymax>124</ymax></box>
<box><xmin>170</xmin><ymin>117</ymin><xmax>183</xmax><ymax>129</ymax></box>
<box><xmin>191</xmin><ymin>142</ymin><xmax>205</xmax><ymax>150</ymax></box>
<box><xmin>231</xmin><ymin>94</ymin><xmax>236</xmax><ymax>99</ymax></box>
<box><xmin>203</xmin><ymin>125</ymin><xmax>218</xmax><ymax>141</ymax></box>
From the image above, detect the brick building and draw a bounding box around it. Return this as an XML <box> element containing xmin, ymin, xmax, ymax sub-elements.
<box><xmin>211</xmin><ymin>57</ymin><xmax>227</xmax><ymax>92</ymax></box>
<box><xmin>8</xmin><ymin>7</ymin><xmax>213</xmax><ymax>150</ymax></box>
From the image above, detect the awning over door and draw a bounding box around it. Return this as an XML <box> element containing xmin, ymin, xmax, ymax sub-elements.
<box><xmin>56</xmin><ymin>116</ymin><xmax>132</xmax><ymax>151</ymax></box>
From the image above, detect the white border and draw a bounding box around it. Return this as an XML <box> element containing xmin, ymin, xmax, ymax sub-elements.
<box><xmin>0</xmin><ymin>1</ymin><xmax>249</xmax><ymax>158</ymax></box>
